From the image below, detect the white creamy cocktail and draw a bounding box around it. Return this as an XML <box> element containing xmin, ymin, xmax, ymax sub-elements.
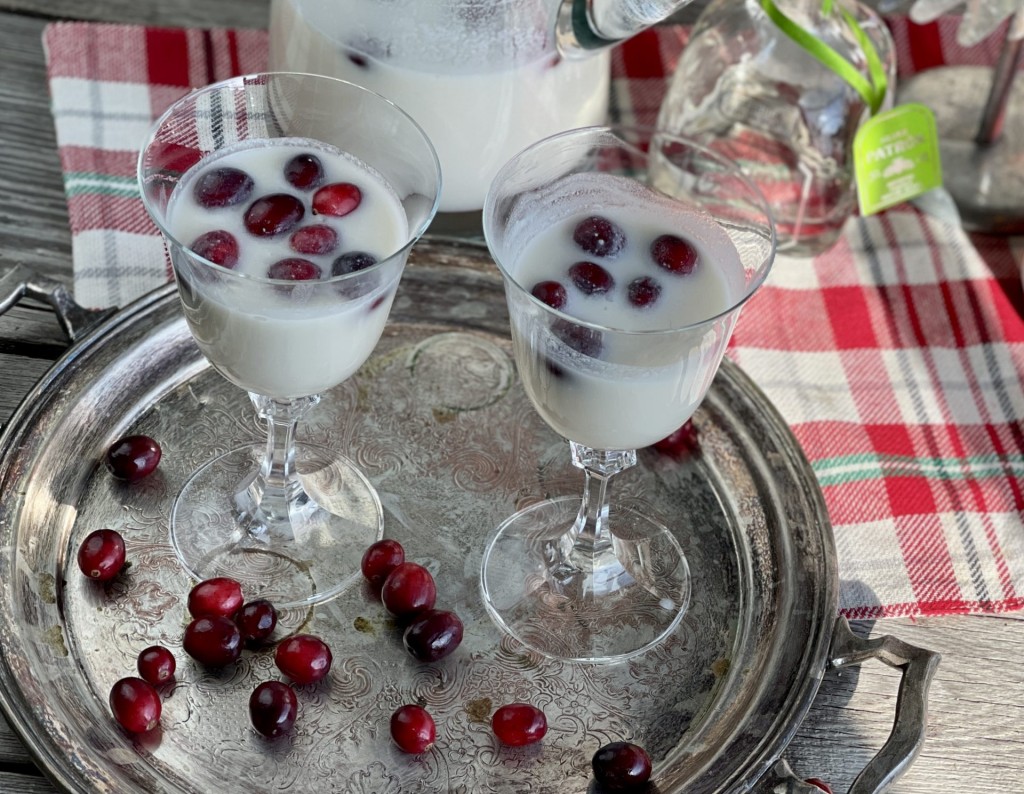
<box><xmin>138</xmin><ymin>73</ymin><xmax>441</xmax><ymax>609</ymax></box>
<box><xmin>166</xmin><ymin>137</ymin><xmax>409</xmax><ymax>399</ymax></box>
<box><xmin>481</xmin><ymin>126</ymin><xmax>776</xmax><ymax>664</ymax></box>
<box><xmin>504</xmin><ymin>174</ymin><xmax>747</xmax><ymax>450</ymax></box>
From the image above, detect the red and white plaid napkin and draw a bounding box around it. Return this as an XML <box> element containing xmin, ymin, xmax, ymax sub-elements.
<box><xmin>43</xmin><ymin>19</ymin><xmax>1024</xmax><ymax>620</ymax></box>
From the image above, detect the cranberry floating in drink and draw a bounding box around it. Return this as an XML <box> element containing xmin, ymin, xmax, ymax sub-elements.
<box><xmin>284</xmin><ymin>152</ymin><xmax>325</xmax><ymax>190</ymax></box>
<box><xmin>573</xmin><ymin>215</ymin><xmax>626</xmax><ymax>258</ymax></box>
<box><xmin>191</xmin><ymin>230</ymin><xmax>240</xmax><ymax>268</ymax></box>
<box><xmin>138</xmin><ymin>73</ymin><xmax>441</xmax><ymax>609</ymax></box>
<box><xmin>480</xmin><ymin>126</ymin><xmax>775</xmax><ymax>662</ymax></box>
<box><xmin>312</xmin><ymin>182</ymin><xmax>362</xmax><ymax>217</ymax></box>
<box><xmin>193</xmin><ymin>166</ymin><xmax>254</xmax><ymax>208</ymax></box>
<box><xmin>651</xmin><ymin>233</ymin><xmax>699</xmax><ymax>275</ymax></box>
<box><xmin>290</xmin><ymin>224</ymin><xmax>339</xmax><ymax>256</ymax></box>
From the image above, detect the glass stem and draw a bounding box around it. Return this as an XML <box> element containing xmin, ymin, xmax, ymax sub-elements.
<box><xmin>239</xmin><ymin>393</ymin><xmax>320</xmax><ymax>538</ymax></box>
<box><xmin>561</xmin><ymin>442</ymin><xmax>637</xmax><ymax>564</ymax></box>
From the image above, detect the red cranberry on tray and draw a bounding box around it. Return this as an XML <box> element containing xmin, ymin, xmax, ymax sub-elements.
<box><xmin>77</xmin><ymin>528</ymin><xmax>126</xmax><ymax>582</ymax></box>
<box><xmin>105</xmin><ymin>434</ymin><xmax>162</xmax><ymax>482</ymax></box>
<box><xmin>390</xmin><ymin>704</ymin><xmax>436</xmax><ymax>754</ymax></box>
<box><xmin>275</xmin><ymin>634</ymin><xmax>333</xmax><ymax>685</ymax></box>
<box><xmin>109</xmin><ymin>677</ymin><xmax>161</xmax><ymax>734</ymax></box>
<box><xmin>491</xmin><ymin>703</ymin><xmax>547</xmax><ymax>747</ymax></box>
<box><xmin>249</xmin><ymin>681</ymin><xmax>298</xmax><ymax>738</ymax></box>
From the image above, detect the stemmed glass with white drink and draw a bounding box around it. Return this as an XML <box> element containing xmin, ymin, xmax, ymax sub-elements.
<box><xmin>138</xmin><ymin>73</ymin><xmax>440</xmax><ymax>608</ymax></box>
<box><xmin>481</xmin><ymin>126</ymin><xmax>776</xmax><ymax>663</ymax></box>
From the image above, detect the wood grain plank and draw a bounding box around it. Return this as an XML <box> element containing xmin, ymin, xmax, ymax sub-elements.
<box><xmin>0</xmin><ymin>13</ymin><xmax>74</xmax><ymax>285</ymax></box>
<box><xmin>0</xmin><ymin>0</ymin><xmax>268</xmax><ymax>29</ymax></box>
<box><xmin>0</xmin><ymin>770</ymin><xmax>57</xmax><ymax>794</ymax></box>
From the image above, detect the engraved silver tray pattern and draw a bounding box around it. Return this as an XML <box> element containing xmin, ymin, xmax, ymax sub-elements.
<box><xmin>0</xmin><ymin>240</ymin><xmax>838</xmax><ymax>793</ymax></box>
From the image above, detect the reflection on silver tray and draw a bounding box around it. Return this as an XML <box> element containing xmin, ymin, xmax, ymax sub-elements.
<box><xmin>0</xmin><ymin>240</ymin><xmax>835</xmax><ymax>793</ymax></box>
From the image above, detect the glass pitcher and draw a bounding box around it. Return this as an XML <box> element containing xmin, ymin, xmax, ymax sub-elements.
<box><xmin>269</xmin><ymin>0</ymin><xmax>696</xmax><ymax>214</ymax></box>
<box><xmin>657</xmin><ymin>0</ymin><xmax>896</xmax><ymax>256</ymax></box>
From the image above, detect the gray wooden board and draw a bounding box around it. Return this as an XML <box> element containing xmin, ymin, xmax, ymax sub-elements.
<box><xmin>0</xmin><ymin>1</ymin><xmax>1020</xmax><ymax>792</ymax></box>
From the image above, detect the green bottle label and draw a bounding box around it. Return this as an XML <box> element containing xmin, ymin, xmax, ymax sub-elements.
<box><xmin>853</xmin><ymin>103</ymin><xmax>943</xmax><ymax>216</ymax></box>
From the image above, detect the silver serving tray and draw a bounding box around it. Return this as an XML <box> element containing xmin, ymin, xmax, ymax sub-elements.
<box><xmin>0</xmin><ymin>241</ymin><xmax>938</xmax><ymax>793</ymax></box>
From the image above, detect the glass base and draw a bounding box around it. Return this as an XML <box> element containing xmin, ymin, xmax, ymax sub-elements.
<box><xmin>170</xmin><ymin>442</ymin><xmax>383</xmax><ymax>608</ymax></box>
<box><xmin>480</xmin><ymin>496</ymin><xmax>691</xmax><ymax>664</ymax></box>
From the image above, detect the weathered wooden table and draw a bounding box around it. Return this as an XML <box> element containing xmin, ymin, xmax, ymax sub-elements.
<box><xmin>0</xmin><ymin>1</ymin><xmax>1021</xmax><ymax>792</ymax></box>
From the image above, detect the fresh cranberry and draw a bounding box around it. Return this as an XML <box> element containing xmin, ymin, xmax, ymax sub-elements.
<box><xmin>402</xmin><ymin>609</ymin><xmax>463</xmax><ymax>662</ymax></box>
<box><xmin>531</xmin><ymin>280</ymin><xmax>567</xmax><ymax>309</ymax></box>
<box><xmin>193</xmin><ymin>166</ymin><xmax>254</xmax><ymax>208</ymax></box>
<box><xmin>390</xmin><ymin>704</ymin><xmax>436</xmax><ymax>754</ymax></box>
<box><xmin>569</xmin><ymin>262</ymin><xmax>614</xmax><ymax>295</ymax></box>
<box><xmin>805</xmin><ymin>779</ymin><xmax>833</xmax><ymax>794</ymax></box>
<box><xmin>592</xmin><ymin>741</ymin><xmax>652</xmax><ymax>791</ymax></box>
<box><xmin>137</xmin><ymin>645</ymin><xmax>176</xmax><ymax>686</ymax></box>
<box><xmin>183</xmin><ymin>615</ymin><xmax>242</xmax><ymax>667</ymax></box>
<box><xmin>77</xmin><ymin>529</ymin><xmax>126</xmax><ymax>582</ymax></box>
<box><xmin>190</xmin><ymin>229</ymin><xmax>240</xmax><ymax>268</ymax></box>
<box><xmin>627</xmin><ymin>276</ymin><xmax>662</xmax><ymax>308</ymax></box>
<box><xmin>573</xmin><ymin>215</ymin><xmax>625</xmax><ymax>258</ymax></box>
<box><xmin>381</xmin><ymin>562</ymin><xmax>436</xmax><ymax>620</ymax></box>
<box><xmin>491</xmin><ymin>703</ymin><xmax>547</xmax><ymax>747</ymax></box>
<box><xmin>275</xmin><ymin>634</ymin><xmax>332</xmax><ymax>685</ymax></box>
<box><xmin>244</xmin><ymin>194</ymin><xmax>305</xmax><ymax>237</ymax></box>
<box><xmin>651</xmin><ymin>420</ymin><xmax>698</xmax><ymax>458</ymax></box>
<box><xmin>312</xmin><ymin>182</ymin><xmax>362</xmax><ymax>217</ymax></box>
<box><xmin>105</xmin><ymin>434</ymin><xmax>162</xmax><ymax>482</ymax></box>
<box><xmin>331</xmin><ymin>251</ymin><xmax>378</xmax><ymax>277</ymax></box>
<box><xmin>109</xmin><ymin>677</ymin><xmax>161</xmax><ymax>733</ymax></box>
<box><xmin>187</xmin><ymin>577</ymin><xmax>244</xmax><ymax>619</ymax></box>
<box><xmin>290</xmin><ymin>224</ymin><xmax>339</xmax><ymax>255</ymax></box>
<box><xmin>235</xmin><ymin>599</ymin><xmax>278</xmax><ymax>645</ymax></box>
<box><xmin>651</xmin><ymin>234</ymin><xmax>698</xmax><ymax>275</ymax></box>
<box><xmin>268</xmin><ymin>258</ymin><xmax>322</xmax><ymax>281</ymax></box>
<box><xmin>249</xmin><ymin>681</ymin><xmax>298</xmax><ymax>738</ymax></box>
<box><xmin>360</xmin><ymin>539</ymin><xmax>405</xmax><ymax>587</ymax></box>
<box><xmin>284</xmin><ymin>153</ymin><xmax>325</xmax><ymax>191</ymax></box>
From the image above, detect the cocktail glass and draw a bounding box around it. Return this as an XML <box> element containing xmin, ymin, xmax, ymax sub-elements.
<box><xmin>481</xmin><ymin>126</ymin><xmax>775</xmax><ymax>663</ymax></box>
<box><xmin>138</xmin><ymin>73</ymin><xmax>441</xmax><ymax>607</ymax></box>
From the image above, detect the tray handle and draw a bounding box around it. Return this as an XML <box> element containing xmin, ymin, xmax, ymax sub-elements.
<box><xmin>767</xmin><ymin>616</ymin><xmax>941</xmax><ymax>794</ymax></box>
<box><xmin>0</xmin><ymin>263</ymin><xmax>114</xmax><ymax>342</ymax></box>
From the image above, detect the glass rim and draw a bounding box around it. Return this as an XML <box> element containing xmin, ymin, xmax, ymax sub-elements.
<box><xmin>136</xmin><ymin>71</ymin><xmax>443</xmax><ymax>286</ymax></box>
<box><xmin>484</xmin><ymin>124</ymin><xmax>777</xmax><ymax>337</ymax></box>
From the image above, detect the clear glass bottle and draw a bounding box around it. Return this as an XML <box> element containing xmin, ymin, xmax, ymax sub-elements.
<box><xmin>657</xmin><ymin>0</ymin><xmax>896</xmax><ymax>256</ymax></box>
